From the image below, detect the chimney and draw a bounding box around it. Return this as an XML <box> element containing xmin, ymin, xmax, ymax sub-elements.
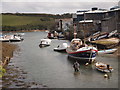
<box><xmin>92</xmin><ymin>7</ymin><xmax>98</xmax><ymax>11</ymax></box>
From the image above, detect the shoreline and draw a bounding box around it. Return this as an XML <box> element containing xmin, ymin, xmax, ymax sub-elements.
<box><xmin>1</xmin><ymin>42</ymin><xmax>48</xmax><ymax>88</ymax></box>
<box><xmin>1</xmin><ymin>30</ymin><xmax>48</xmax><ymax>34</ymax></box>
<box><xmin>1</xmin><ymin>42</ymin><xmax>17</xmax><ymax>62</ymax></box>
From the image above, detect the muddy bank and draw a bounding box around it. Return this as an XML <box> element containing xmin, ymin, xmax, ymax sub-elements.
<box><xmin>113</xmin><ymin>46</ymin><xmax>120</xmax><ymax>57</ymax></box>
<box><xmin>2</xmin><ymin>62</ymin><xmax>47</xmax><ymax>88</ymax></box>
<box><xmin>0</xmin><ymin>42</ymin><xmax>17</xmax><ymax>62</ymax></box>
<box><xmin>1</xmin><ymin>42</ymin><xmax>48</xmax><ymax>88</ymax></box>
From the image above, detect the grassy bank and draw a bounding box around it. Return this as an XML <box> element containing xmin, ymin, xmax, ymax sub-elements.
<box><xmin>2</xmin><ymin>14</ymin><xmax>55</xmax><ymax>31</ymax></box>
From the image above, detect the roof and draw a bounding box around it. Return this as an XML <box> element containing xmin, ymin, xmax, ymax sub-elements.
<box><xmin>85</xmin><ymin>10</ymin><xmax>108</xmax><ymax>14</ymax></box>
<box><xmin>71</xmin><ymin>38</ymin><xmax>81</xmax><ymax>42</ymax></box>
<box><xmin>79</xmin><ymin>20</ymin><xmax>93</xmax><ymax>23</ymax></box>
<box><xmin>55</xmin><ymin>18</ymin><xmax>73</xmax><ymax>22</ymax></box>
<box><xmin>76</xmin><ymin>10</ymin><xmax>108</xmax><ymax>15</ymax></box>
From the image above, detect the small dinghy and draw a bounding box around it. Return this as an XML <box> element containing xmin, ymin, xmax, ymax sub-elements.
<box><xmin>39</xmin><ymin>39</ymin><xmax>52</xmax><ymax>47</ymax></box>
<box><xmin>95</xmin><ymin>62</ymin><xmax>113</xmax><ymax>73</ymax></box>
<box><xmin>98</xmin><ymin>48</ymin><xmax>117</xmax><ymax>54</ymax></box>
<box><xmin>9</xmin><ymin>34</ymin><xmax>24</xmax><ymax>42</ymax></box>
<box><xmin>54</xmin><ymin>43</ymin><xmax>68</xmax><ymax>52</ymax></box>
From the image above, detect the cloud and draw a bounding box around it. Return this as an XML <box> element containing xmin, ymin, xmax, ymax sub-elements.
<box><xmin>2</xmin><ymin>0</ymin><xmax>120</xmax><ymax>2</ymax></box>
<box><xmin>2</xmin><ymin>2</ymin><xmax>119</xmax><ymax>14</ymax></box>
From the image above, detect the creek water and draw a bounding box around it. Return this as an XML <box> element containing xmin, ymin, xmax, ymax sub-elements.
<box><xmin>11</xmin><ymin>31</ymin><xmax>118</xmax><ymax>88</ymax></box>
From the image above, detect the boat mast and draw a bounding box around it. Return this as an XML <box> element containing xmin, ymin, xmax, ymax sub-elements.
<box><xmin>74</xmin><ymin>23</ymin><xmax>77</xmax><ymax>39</ymax></box>
<box><xmin>83</xmin><ymin>12</ymin><xmax>86</xmax><ymax>44</ymax></box>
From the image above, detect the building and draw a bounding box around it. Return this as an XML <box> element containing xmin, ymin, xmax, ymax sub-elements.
<box><xmin>72</xmin><ymin>7</ymin><xmax>120</xmax><ymax>38</ymax></box>
<box><xmin>101</xmin><ymin>8</ymin><xmax>120</xmax><ymax>33</ymax></box>
<box><xmin>55</xmin><ymin>18</ymin><xmax>73</xmax><ymax>32</ymax></box>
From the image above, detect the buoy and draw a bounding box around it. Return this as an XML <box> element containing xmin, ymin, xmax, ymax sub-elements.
<box><xmin>85</xmin><ymin>63</ymin><xmax>89</xmax><ymax>66</ymax></box>
<box><xmin>104</xmin><ymin>74</ymin><xmax>109</xmax><ymax>78</ymax></box>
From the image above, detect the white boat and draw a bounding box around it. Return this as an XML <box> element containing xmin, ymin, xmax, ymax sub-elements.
<box><xmin>95</xmin><ymin>62</ymin><xmax>113</xmax><ymax>73</ymax></box>
<box><xmin>39</xmin><ymin>39</ymin><xmax>52</xmax><ymax>47</ymax></box>
<box><xmin>98</xmin><ymin>48</ymin><xmax>117</xmax><ymax>54</ymax></box>
<box><xmin>0</xmin><ymin>34</ymin><xmax>23</xmax><ymax>42</ymax></box>
<box><xmin>9</xmin><ymin>34</ymin><xmax>24</xmax><ymax>42</ymax></box>
<box><xmin>54</xmin><ymin>43</ymin><xmax>68</xmax><ymax>52</ymax></box>
<box><xmin>0</xmin><ymin>37</ymin><xmax>10</xmax><ymax>42</ymax></box>
<box><xmin>0</xmin><ymin>35</ymin><xmax>10</xmax><ymax>42</ymax></box>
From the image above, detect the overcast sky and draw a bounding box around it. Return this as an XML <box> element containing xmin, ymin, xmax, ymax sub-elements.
<box><xmin>1</xmin><ymin>0</ymin><xmax>120</xmax><ymax>14</ymax></box>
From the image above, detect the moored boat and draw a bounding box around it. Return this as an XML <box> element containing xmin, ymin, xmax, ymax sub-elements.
<box><xmin>0</xmin><ymin>35</ymin><xmax>10</xmax><ymax>42</ymax></box>
<box><xmin>98</xmin><ymin>48</ymin><xmax>117</xmax><ymax>54</ymax></box>
<box><xmin>0</xmin><ymin>38</ymin><xmax>10</xmax><ymax>42</ymax></box>
<box><xmin>39</xmin><ymin>39</ymin><xmax>52</xmax><ymax>47</ymax></box>
<box><xmin>66</xmin><ymin>38</ymin><xmax>98</xmax><ymax>62</ymax></box>
<box><xmin>54</xmin><ymin>43</ymin><xmax>68</xmax><ymax>52</ymax></box>
<box><xmin>0</xmin><ymin>34</ymin><xmax>24</xmax><ymax>42</ymax></box>
<box><xmin>95</xmin><ymin>62</ymin><xmax>113</xmax><ymax>73</ymax></box>
<box><xmin>9</xmin><ymin>34</ymin><xmax>24</xmax><ymax>42</ymax></box>
<box><xmin>47</xmin><ymin>32</ymin><xmax>55</xmax><ymax>39</ymax></box>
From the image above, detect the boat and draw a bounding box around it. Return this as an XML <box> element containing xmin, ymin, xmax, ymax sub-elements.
<box><xmin>39</xmin><ymin>39</ymin><xmax>52</xmax><ymax>47</ymax></box>
<box><xmin>54</xmin><ymin>43</ymin><xmax>68</xmax><ymax>52</ymax></box>
<box><xmin>66</xmin><ymin>38</ymin><xmax>98</xmax><ymax>62</ymax></box>
<box><xmin>108</xmin><ymin>30</ymin><xmax>117</xmax><ymax>37</ymax></box>
<box><xmin>47</xmin><ymin>32</ymin><xmax>55</xmax><ymax>39</ymax></box>
<box><xmin>9</xmin><ymin>34</ymin><xmax>24</xmax><ymax>42</ymax></box>
<box><xmin>0</xmin><ymin>35</ymin><xmax>10</xmax><ymax>42</ymax></box>
<box><xmin>98</xmin><ymin>48</ymin><xmax>117</xmax><ymax>54</ymax></box>
<box><xmin>88</xmin><ymin>32</ymin><xmax>109</xmax><ymax>41</ymax></box>
<box><xmin>0</xmin><ymin>37</ymin><xmax>10</xmax><ymax>42</ymax></box>
<box><xmin>95</xmin><ymin>62</ymin><xmax>113</xmax><ymax>73</ymax></box>
<box><xmin>57</xmin><ymin>32</ymin><xmax>65</xmax><ymax>40</ymax></box>
<box><xmin>0</xmin><ymin>34</ymin><xmax>24</xmax><ymax>42</ymax></box>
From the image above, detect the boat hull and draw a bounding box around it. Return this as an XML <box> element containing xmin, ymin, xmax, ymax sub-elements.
<box><xmin>95</xmin><ymin>62</ymin><xmax>113</xmax><ymax>73</ymax></box>
<box><xmin>9</xmin><ymin>39</ymin><xmax>22</xmax><ymax>42</ymax></box>
<box><xmin>54</xmin><ymin>48</ymin><xmax>66</xmax><ymax>52</ymax></box>
<box><xmin>95</xmin><ymin>67</ymin><xmax>113</xmax><ymax>73</ymax></box>
<box><xmin>0</xmin><ymin>40</ymin><xmax>10</xmax><ymax>42</ymax></box>
<box><xmin>98</xmin><ymin>48</ymin><xmax>117</xmax><ymax>54</ymax></box>
<box><xmin>66</xmin><ymin>48</ymin><xmax>97</xmax><ymax>62</ymax></box>
<box><xmin>39</xmin><ymin>44</ymin><xmax>50</xmax><ymax>48</ymax></box>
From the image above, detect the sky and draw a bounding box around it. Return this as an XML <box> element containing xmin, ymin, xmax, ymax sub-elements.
<box><xmin>1</xmin><ymin>0</ymin><xmax>120</xmax><ymax>14</ymax></box>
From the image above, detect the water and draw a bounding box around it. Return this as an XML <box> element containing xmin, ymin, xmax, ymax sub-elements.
<box><xmin>11</xmin><ymin>31</ymin><xmax>118</xmax><ymax>88</ymax></box>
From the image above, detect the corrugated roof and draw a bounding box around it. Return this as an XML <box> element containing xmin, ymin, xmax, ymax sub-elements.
<box><xmin>79</xmin><ymin>20</ymin><xmax>93</xmax><ymax>23</ymax></box>
<box><xmin>76</xmin><ymin>10</ymin><xmax>108</xmax><ymax>15</ymax></box>
<box><xmin>85</xmin><ymin>10</ymin><xmax>108</xmax><ymax>14</ymax></box>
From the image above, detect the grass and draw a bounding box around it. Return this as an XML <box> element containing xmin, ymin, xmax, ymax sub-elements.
<box><xmin>2</xmin><ymin>14</ymin><xmax>55</xmax><ymax>30</ymax></box>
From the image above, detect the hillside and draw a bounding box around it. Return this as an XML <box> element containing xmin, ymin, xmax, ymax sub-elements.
<box><xmin>2</xmin><ymin>14</ymin><xmax>55</xmax><ymax>31</ymax></box>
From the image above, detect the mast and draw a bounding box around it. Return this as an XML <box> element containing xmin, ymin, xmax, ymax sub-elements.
<box><xmin>74</xmin><ymin>23</ymin><xmax>77</xmax><ymax>39</ymax></box>
<box><xmin>83</xmin><ymin>12</ymin><xmax>86</xmax><ymax>44</ymax></box>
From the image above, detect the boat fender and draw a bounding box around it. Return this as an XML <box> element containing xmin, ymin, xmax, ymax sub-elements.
<box><xmin>104</xmin><ymin>74</ymin><xmax>109</xmax><ymax>78</ymax></box>
<box><xmin>85</xmin><ymin>63</ymin><xmax>89</xmax><ymax>66</ymax></box>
